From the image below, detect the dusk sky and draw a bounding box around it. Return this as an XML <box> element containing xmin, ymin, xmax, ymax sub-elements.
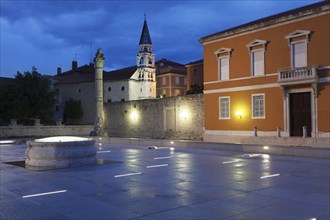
<box><xmin>0</xmin><ymin>0</ymin><xmax>320</xmax><ymax>78</ymax></box>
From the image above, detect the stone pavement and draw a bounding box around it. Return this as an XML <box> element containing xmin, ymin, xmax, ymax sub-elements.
<box><xmin>0</xmin><ymin>141</ymin><xmax>329</xmax><ymax>219</ymax></box>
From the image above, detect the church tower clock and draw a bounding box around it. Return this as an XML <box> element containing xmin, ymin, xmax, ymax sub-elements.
<box><xmin>136</xmin><ymin>15</ymin><xmax>156</xmax><ymax>99</ymax></box>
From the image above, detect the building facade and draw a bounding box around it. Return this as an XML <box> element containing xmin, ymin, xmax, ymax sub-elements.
<box><xmin>156</xmin><ymin>58</ymin><xmax>187</xmax><ymax>97</ymax></box>
<box><xmin>199</xmin><ymin>1</ymin><xmax>330</xmax><ymax>141</ymax></box>
<box><xmin>186</xmin><ymin>59</ymin><xmax>204</xmax><ymax>92</ymax></box>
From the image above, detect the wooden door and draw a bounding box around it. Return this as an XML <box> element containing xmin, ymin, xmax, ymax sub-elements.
<box><xmin>290</xmin><ymin>92</ymin><xmax>311</xmax><ymax>137</ymax></box>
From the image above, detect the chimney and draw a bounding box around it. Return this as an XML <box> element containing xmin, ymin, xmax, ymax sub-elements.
<box><xmin>72</xmin><ymin>61</ymin><xmax>78</xmax><ymax>70</ymax></box>
<box><xmin>57</xmin><ymin>67</ymin><xmax>62</xmax><ymax>75</ymax></box>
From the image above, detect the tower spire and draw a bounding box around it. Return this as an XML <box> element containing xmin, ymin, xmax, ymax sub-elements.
<box><xmin>139</xmin><ymin>15</ymin><xmax>152</xmax><ymax>45</ymax></box>
<box><xmin>136</xmin><ymin>15</ymin><xmax>156</xmax><ymax>100</ymax></box>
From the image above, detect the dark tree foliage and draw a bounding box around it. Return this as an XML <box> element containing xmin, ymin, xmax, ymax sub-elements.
<box><xmin>64</xmin><ymin>98</ymin><xmax>83</xmax><ymax>122</ymax></box>
<box><xmin>186</xmin><ymin>84</ymin><xmax>204</xmax><ymax>95</ymax></box>
<box><xmin>0</xmin><ymin>67</ymin><xmax>56</xmax><ymax>125</ymax></box>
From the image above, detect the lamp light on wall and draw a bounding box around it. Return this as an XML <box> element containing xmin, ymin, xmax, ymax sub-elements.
<box><xmin>180</xmin><ymin>110</ymin><xmax>189</xmax><ymax>121</ymax></box>
<box><xmin>130</xmin><ymin>111</ymin><xmax>138</xmax><ymax>121</ymax></box>
<box><xmin>235</xmin><ymin>110</ymin><xmax>243</xmax><ymax>119</ymax></box>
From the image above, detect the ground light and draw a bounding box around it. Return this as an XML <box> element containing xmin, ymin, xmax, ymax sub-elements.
<box><xmin>0</xmin><ymin>140</ymin><xmax>16</xmax><ymax>144</ymax></box>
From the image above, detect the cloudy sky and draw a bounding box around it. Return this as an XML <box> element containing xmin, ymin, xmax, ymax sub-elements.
<box><xmin>0</xmin><ymin>0</ymin><xmax>320</xmax><ymax>78</ymax></box>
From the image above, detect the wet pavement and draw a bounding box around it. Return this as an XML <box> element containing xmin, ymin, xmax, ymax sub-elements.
<box><xmin>0</xmin><ymin>142</ymin><xmax>329</xmax><ymax>219</ymax></box>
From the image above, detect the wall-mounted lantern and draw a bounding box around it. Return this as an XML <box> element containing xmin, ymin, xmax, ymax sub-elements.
<box><xmin>235</xmin><ymin>110</ymin><xmax>243</xmax><ymax>119</ymax></box>
<box><xmin>130</xmin><ymin>110</ymin><xmax>138</xmax><ymax>121</ymax></box>
<box><xmin>180</xmin><ymin>109</ymin><xmax>189</xmax><ymax>121</ymax></box>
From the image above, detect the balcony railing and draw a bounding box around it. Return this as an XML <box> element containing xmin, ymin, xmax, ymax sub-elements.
<box><xmin>278</xmin><ymin>66</ymin><xmax>318</xmax><ymax>84</ymax></box>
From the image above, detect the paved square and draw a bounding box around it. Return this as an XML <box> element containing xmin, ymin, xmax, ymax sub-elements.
<box><xmin>1</xmin><ymin>142</ymin><xmax>329</xmax><ymax>219</ymax></box>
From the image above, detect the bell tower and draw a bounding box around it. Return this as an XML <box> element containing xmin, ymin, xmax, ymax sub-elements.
<box><xmin>136</xmin><ymin>14</ymin><xmax>156</xmax><ymax>99</ymax></box>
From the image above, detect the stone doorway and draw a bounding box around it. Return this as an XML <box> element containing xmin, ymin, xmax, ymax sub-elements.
<box><xmin>289</xmin><ymin>92</ymin><xmax>311</xmax><ymax>137</ymax></box>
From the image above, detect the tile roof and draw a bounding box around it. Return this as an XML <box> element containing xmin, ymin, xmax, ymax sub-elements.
<box><xmin>53</xmin><ymin>73</ymin><xmax>94</xmax><ymax>85</ymax></box>
<box><xmin>53</xmin><ymin>65</ymin><xmax>137</xmax><ymax>85</ymax></box>
<box><xmin>186</xmin><ymin>59</ymin><xmax>203</xmax><ymax>66</ymax></box>
<box><xmin>199</xmin><ymin>0</ymin><xmax>330</xmax><ymax>43</ymax></box>
<box><xmin>155</xmin><ymin>58</ymin><xmax>186</xmax><ymax>76</ymax></box>
<box><xmin>104</xmin><ymin>66</ymin><xmax>137</xmax><ymax>81</ymax></box>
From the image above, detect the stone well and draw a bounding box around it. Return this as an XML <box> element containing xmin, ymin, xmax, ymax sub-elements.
<box><xmin>25</xmin><ymin>136</ymin><xmax>96</xmax><ymax>170</ymax></box>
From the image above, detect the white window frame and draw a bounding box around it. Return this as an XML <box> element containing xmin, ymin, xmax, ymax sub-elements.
<box><xmin>246</xmin><ymin>39</ymin><xmax>267</xmax><ymax>77</ymax></box>
<box><xmin>290</xmin><ymin>40</ymin><xmax>308</xmax><ymax>68</ymax></box>
<box><xmin>250</xmin><ymin>49</ymin><xmax>265</xmax><ymax>77</ymax></box>
<box><xmin>214</xmin><ymin>48</ymin><xmax>232</xmax><ymax>81</ymax></box>
<box><xmin>219</xmin><ymin>96</ymin><xmax>230</xmax><ymax>119</ymax></box>
<box><xmin>251</xmin><ymin>93</ymin><xmax>265</xmax><ymax>119</ymax></box>
<box><xmin>285</xmin><ymin>30</ymin><xmax>310</xmax><ymax>68</ymax></box>
<box><xmin>218</xmin><ymin>56</ymin><xmax>230</xmax><ymax>81</ymax></box>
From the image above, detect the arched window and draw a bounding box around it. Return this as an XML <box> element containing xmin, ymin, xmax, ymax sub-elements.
<box><xmin>140</xmin><ymin>57</ymin><xmax>144</xmax><ymax>65</ymax></box>
<box><xmin>121</xmin><ymin>86</ymin><xmax>125</xmax><ymax>91</ymax></box>
<box><xmin>148</xmin><ymin>58</ymin><xmax>152</xmax><ymax>64</ymax></box>
<box><xmin>108</xmin><ymin>87</ymin><xmax>111</xmax><ymax>92</ymax></box>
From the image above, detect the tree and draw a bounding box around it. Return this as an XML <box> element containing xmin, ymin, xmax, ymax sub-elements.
<box><xmin>0</xmin><ymin>67</ymin><xmax>56</xmax><ymax>125</ymax></box>
<box><xmin>64</xmin><ymin>98</ymin><xmax>83</xmax><ymax>123</ymax></box>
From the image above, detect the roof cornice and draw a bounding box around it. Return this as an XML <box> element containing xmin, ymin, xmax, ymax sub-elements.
<box><xmin>199</xmin><ymin>1</ymin><xmax>330</xmax><ymax>44</ymax></box>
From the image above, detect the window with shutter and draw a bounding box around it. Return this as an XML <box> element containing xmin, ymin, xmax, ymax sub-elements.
<box><xmin>219</xmin><ymin>57</ymin><xmax>229</xmax><ymax>80</ymax></box>
<box><xmin>252</xmin><ymin>50</ymin><xmax>264</xmax><ymax>76</ymax></box>
<box><xmin>292</xmin><ymin>41</ymin><xmax>307</xmax><ymax>68</ymax></box>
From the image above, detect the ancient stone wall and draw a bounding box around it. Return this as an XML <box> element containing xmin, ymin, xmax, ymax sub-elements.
<box><xmin>0</xmin><ymin>125</ymin><xmax>94</xmax><ymax>138</ymax></box>
<box><xmin>104</xmin><ymin>94</ymin><xmax>204</xmax><ymax>140</ymax></box>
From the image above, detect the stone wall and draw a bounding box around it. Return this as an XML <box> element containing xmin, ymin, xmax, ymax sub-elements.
<box><xmin>104</xmin><ymin>94</ymin><xmax>204</xmax><ymax>140</ymax></box>
<box><xmin>0</xmin><ymin>125</ymin><xmax>94</xmax><ymax>138</ymax></box>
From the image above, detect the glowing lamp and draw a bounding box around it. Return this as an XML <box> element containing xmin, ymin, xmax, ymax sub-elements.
<box><xmin>130</xmin><ymin>111</ymin><xmax>138</xmax><ymax>121</ymax></box>
<box><xmin>236</xmin><ymin>110</ymin><xmax>243</xmax><ymax>119</ymax></box>
<box><xmin>180</xmin><ymin>110</ymin><xmax>189</xmax><ymax>120</ymax></box>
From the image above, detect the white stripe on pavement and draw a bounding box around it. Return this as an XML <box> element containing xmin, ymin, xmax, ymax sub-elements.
<box><xmin>22</xmin><ymin>190</ymin><xmax>67</xmax><ymax>198</ymax></box>
<box><xmin>114</xmin><ymin>172</ymin><xmax>142</xmax><ymax>178</ymax></box>
<box><xmin>146</xmin><ymin>164</ymin><xmax>168</xmax><ymax>168</ymax></box>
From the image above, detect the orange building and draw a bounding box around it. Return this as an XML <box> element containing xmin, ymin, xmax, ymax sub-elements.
<box><xmin>199</xmin><ymin>1</ymin><xmax>330</xmax><ymax>141</ymax></box>
<box><xmin>186</xmin><ymin>59</ymin><xmax>204</xmax><ymax>92</ymax></box>
<box><xmin>156</xmin><ymin>58</ymin><xmax>187</xmax><ymax>97</ymax></box>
